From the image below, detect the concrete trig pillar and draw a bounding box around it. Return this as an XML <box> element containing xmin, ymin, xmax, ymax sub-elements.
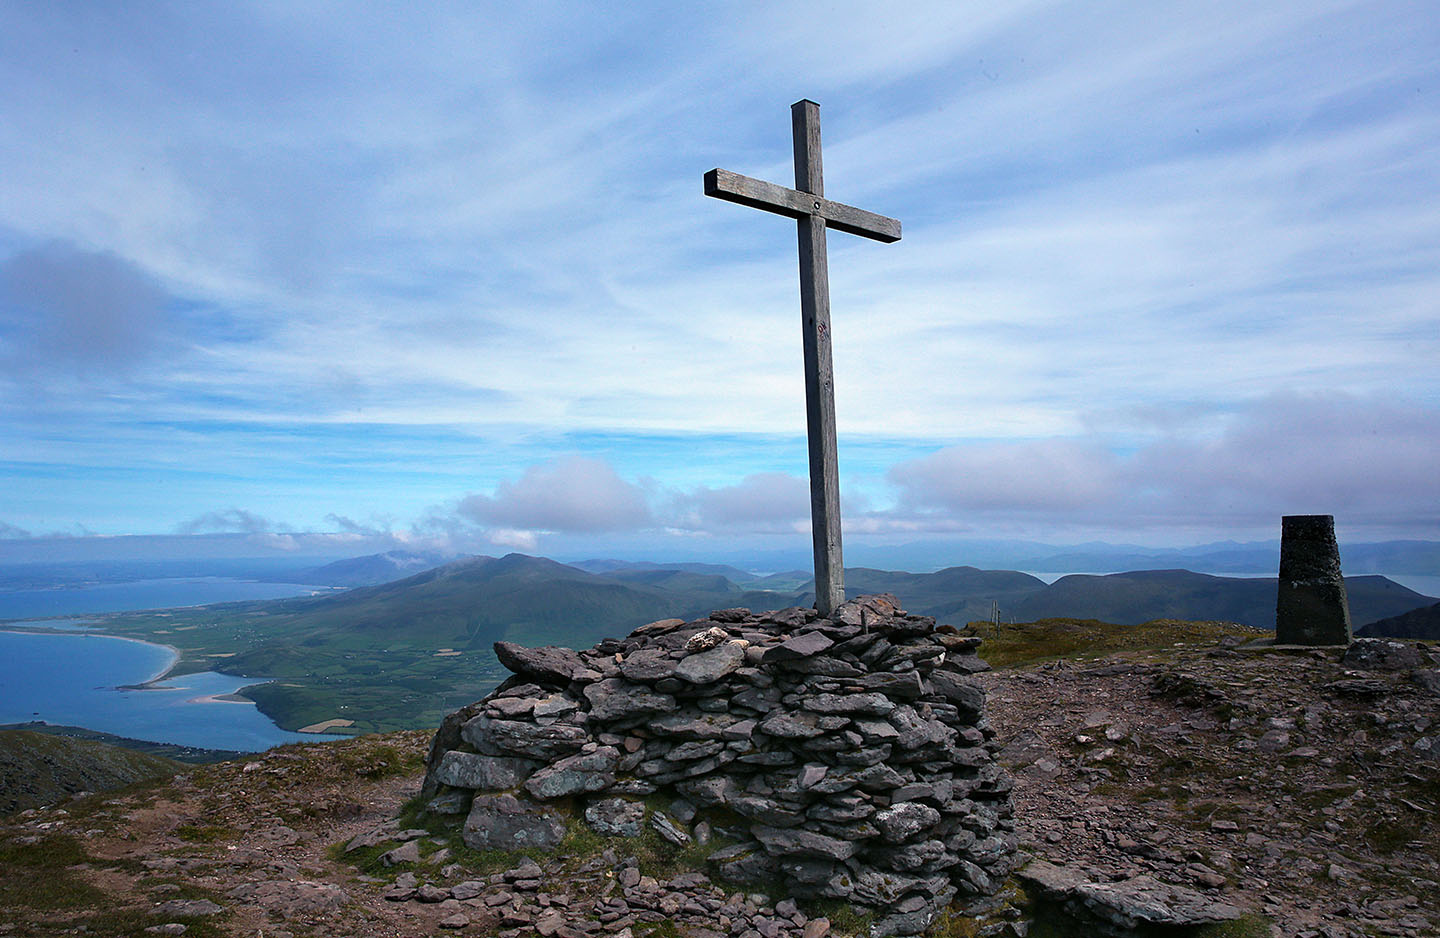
<box><xmin>1275</xmin><ymin>514</ymin><xmax>1352</xmax><ymax>645</ymax></box>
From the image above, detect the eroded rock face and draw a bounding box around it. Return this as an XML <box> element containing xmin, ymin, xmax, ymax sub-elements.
<box><xmin>424</xmin><ymin>593</ymin><xmax>1017</xmax><ymax>937</ymax></box>
<box><xmin>1019</xmin><ymin>859</ymin><xmax>1244</xmax><ymax>934</ymax></box>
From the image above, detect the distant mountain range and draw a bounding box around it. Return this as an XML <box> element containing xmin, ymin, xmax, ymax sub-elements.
<box><xmin>91</xmin><ymin>551</ymin><xmax>1438</xmax><ymax>733</ymax></box>
<box><xmin>235</xmin><ymin>552</ymin><xmax>1438</xmax><ymax>647</ymax></box>
<box><xmin>840</xmin><ymin>537</ymin><xmax>1440</xmax><ymax>576</ymax></box>
<box><xmin>1004</xmin><ymin>569</ymin><xmax>1430</xmax><ymax>631</ymax></box>
<box><xmin>5</xmin><ymin>536</ymin><xmax>1437</xmax><ymax>589</ymax></box>
<box><xmin>284</xmin><ymin>549</ymin><xmax>461</xmax><ymax>587</ymax></box>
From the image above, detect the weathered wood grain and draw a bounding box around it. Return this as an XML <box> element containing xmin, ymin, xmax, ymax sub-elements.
<box><xmin>703</xmin><ymin>100</ymin><xmax>901</xmax><ymax>616</ymax></box>
<box><xmin>792</xmin><ymin>101</ymin><xmax>844</xmax><ymax>616</ymax></box>
<box><xmin>703</xmin><ymin>169</ymin><xmax>901</xmax><ymax>243</ymax></box>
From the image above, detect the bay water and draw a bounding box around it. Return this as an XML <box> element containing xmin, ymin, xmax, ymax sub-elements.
<box><xmin>0</xmin><ymin>576</ymin><xmax>339</xmax><ymax>620</ymax></box>
<box><xmin>0</xmin><ymin>629</ymin><xmax>311</xmax><ymax>751</ymax></box>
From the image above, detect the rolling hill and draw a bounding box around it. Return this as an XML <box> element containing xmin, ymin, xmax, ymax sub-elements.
<box><xmin>1358</xmin><ymin>600</ymin><xmax>1440</xmax><ymax>640</ymax></box>
<box><xmin>284</xmin><ymin>549</ymin><xmax>458</xmax><ymax>587</ymax></box>
<box><xmin>93</xmin><ymin>553</ymin><xmax>1437</xmax><ymax>734</ymax></box>
<box><xmin>0</xmin><ymin>730</ymin><xmax>182</xmax><ymax>814</ymax></box>
<box><xmin>1009</xmin><ymin>569</ymin><xmax>1434</xmax><ymax>630</ymax></box>
<box><xmin>100</xmin><ymin>554</ymin><xmax>806</xmax><ymax>733</ymax></box>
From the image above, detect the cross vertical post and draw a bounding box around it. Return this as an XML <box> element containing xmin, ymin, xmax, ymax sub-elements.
<box><xmin>791</xmin><ymin>100</ymin><xmax>844</xmax><ymax>617</ymax></box>
<box><xmin>704</xmin><ymin>100</ymin><xmax>900</xmax><ymax>617</ymax></box>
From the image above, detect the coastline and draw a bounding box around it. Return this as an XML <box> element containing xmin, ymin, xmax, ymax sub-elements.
<box><xmin>0</xmin><ymin>626</ymin><xmax>183</xmax><ymax>686</ymax></box>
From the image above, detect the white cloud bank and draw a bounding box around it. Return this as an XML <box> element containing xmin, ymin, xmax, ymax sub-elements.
<box><xmin>439</xmin><ymin>393</ymin><xmax>1440</xmax><ymax>546</ymax></box>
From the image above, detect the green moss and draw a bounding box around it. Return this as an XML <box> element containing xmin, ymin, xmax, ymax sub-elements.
<box><xmin>960</xmin><ymin>618</ymin><xmax>1259</xmax><ymax>670</ymax></box>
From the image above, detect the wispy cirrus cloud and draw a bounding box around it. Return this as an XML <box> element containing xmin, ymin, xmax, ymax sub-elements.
<box><xmin>0</xmin><ymin>2</ymin><xmax>1435</xmax><ymax>549</ymax></box>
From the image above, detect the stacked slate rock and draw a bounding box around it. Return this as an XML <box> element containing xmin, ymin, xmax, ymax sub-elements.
<box><xmin>422</xmin><ymin>594</ymin><xmax>1017</xmax><ymax>938</ymax></box>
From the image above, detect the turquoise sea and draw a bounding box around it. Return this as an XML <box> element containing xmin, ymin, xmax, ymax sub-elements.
<box><xmin>0</xmin><ymin>630</ymin><xmax>311</xmax><ymax>751</ymax></box>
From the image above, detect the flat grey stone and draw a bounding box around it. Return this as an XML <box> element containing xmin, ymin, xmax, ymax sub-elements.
<box><xmin>523</xmin><ymin>746</ymin><xmax>620</xmax><ymax>799</ymax></box>
<box><xmin>758</xmin><ymin>711</ymin><xmax>828</xmax><ymax>738</ymax></box>
<box><xmin>619</xmin><ymin>648</ymin><xmax>677</xmax><ymax>683</ymax></box>
<box><xmin>675</xmin><ymin>641</ymin><xmax>748</xmax><ymax>684</ymax></box>
<box><xmin>802</xmin><ymin>693</ymin><xmax>895</xmax><ymax>716</ymax></box>
<box><xmin>647</xmin><ymin>711</ymin><xmax>740</xmax><ymax>739</ymax></box>
<box><xmin>450</xmin><ymin>881</ymin><xmax>486</xmax><ymax>901</ymax></box>
<box><xmin>762</xmin><ymin>631</ymin><xmax>834</xmax><ymax>662</ymax></box>
<box><xmin>868</xmin><ymin>839</ymin><xmax>951</xmax><ymax>872</ymax></box>
<box><xmin>493</xmin><ymin>641</ymin><xmax>591</xmax><ymax>684</ymax></box>
<box><xmin>378</xmin><ymin>840</ymin><xmax>421</xmax><ymax>866</ymax></box>
<box><xmin>432</xmin><ymin>751</ymin><xmax>539</xmax><ymax>791</ymax></box>
<box><xmin>1019</xmin><ymin>860</ymin><xmax>1244</xmax><ymax>929</ymax></box>
<box><xmin>851</xmin><ymin>869</ymin><xmax>948</xmax><ymax>905</ymax></box>
<box><xmin>666</xmin><ymin>740</ymin><xmax>725</xmax><ymax>761</ymax></box>
<box><xmin>154</xmin><ymin>899</ymin><xmax>223</xmax><ymax>917</ymax></box>
<box><xmin>751</xmin><ymin>824</ymin><xmax>859</xmax><ymax>861</ymax></box>
<box><xmin>650</xmin><ymin>811</ymin><xmax>692</xmax><ymax>846</ymax></box>
<box><xmin>584</xmin><ymin>797</ymin><xmax>646</xmax><ymax>837</ymax></box>
<box><xmin>850</xmin><ymin>671</ymin><xmax>925</xmax><ymax>698</ymax></box>
<box><xmin>1344</xmin><ymin>639</ymin><xmax>1427</xmax><ymax>671</ymax></box>
<box><xmin>729</xmin><ymin>794</ymin><xmax>806</xmax><ymax>827</ymax></box>
<box><xmin>762</xmin><ymin>606</ymin><xmax>811</xmax><ymax>627</ymax></box>
<box><xmin>927</xmin><ymin>670</ymin><xmax>985</xmax><ymax>713</ymax></box>
<box><xmin>462</xmin><ymin>793</ymin><xmax>566</xmax><ymax>851</ymax></box>
<box><xmin>584</xmin><ymin>678</ymin><xmax>678</xmax><ymax>721</ymax></box>
<box><xmin>461</xmin><ymin>714</ymin><xmax>589</xmax><ymax>760</ymax></box>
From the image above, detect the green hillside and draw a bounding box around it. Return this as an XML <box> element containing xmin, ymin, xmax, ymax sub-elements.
<box><xmin>842</xmin><ymin>566</ymin><xmax>1048</xmax><ymax>623</ymax></box>
<box><xmin>1011</xmin><ymin>570</ymin><xmax>1434</xmax><ymax>629</ymax></box>
<box><xmin>1358</xmin><ymin>600</ymin><xmax>1440</xmax><ymax>639</ymax></box>
<box><xmin>76</xmin><ymin>554</ymin><xmax>1436</xmax><ymax>737</ymax></box>
<box><xmin>0</xmin><ymin>730</ymin><xmax>181</xmax><ymax>815</ymax></box>
<box><xmin>97</xmin><ymin>554</ymin><xmax>769</xmax><ymax>734</ymax></box>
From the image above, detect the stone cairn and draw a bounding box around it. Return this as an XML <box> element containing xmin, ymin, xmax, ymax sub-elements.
<box><xmin>421</xmin><ymin>594</ymin><xmax>1017</xmax><ymax>937</ymax></box>
<box><xmin>1276</xmin><ymin>514</ymin><xmax>1352</xmax><ymax>646</ymax></box>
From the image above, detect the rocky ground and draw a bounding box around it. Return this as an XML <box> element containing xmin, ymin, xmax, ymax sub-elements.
<box><xmin>0</xmin><ymin>631</ymin><xmax>1436</xmax><ymax>938</ymax></box>
<box><xmin>983</xmin><ymin>635</ymin><xmax>1440</xmax><ymax>938</ymax></box>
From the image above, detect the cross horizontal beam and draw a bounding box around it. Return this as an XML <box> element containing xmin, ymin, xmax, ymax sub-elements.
<box><xmin>704</xmin><ymin>168</ymin><xmax>901</xmax><ymax>243</ymax></box>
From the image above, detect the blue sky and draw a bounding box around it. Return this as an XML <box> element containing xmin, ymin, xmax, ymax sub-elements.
<box><xmin>1</xmin><ymin>1</ymin><xmax>1437</xmax><ymax>564</ymax></box>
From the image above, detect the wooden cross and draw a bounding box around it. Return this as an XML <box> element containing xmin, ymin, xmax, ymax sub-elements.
<box><xmin>704</xmin><ymin>99</ymin><xmax>900</xmax><ymax>616</ymax></box>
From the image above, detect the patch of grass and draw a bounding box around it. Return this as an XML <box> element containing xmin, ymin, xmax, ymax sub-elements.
<box><xmin>174</xmin><ymin>823</ymin><xmax>238</xmax><ymax>843</ymax></box>
<box><xmin>1194</xmin><ymin>914</ymin><xmax>1276</xmax><ymax>938</ymax></box>
<box><xmin>961</xmin><ymin>619</ymin><xmax>1258</xmax><ymax>670</ymax></box>
<box><xmin>341</xmin><ymin>794</ymin><xmax>744</xmax><ymax>885</ymax></box>
<box><xmin>0</xmin><ymin>834</ymin><xmax>107</xmax><ymax>911</ymax></box>
<box><xmin>329</xmin><ymin>740</ymin><xmax>425</xmax><ymax>779</ymax></box>
<box><xmin>635</xmin><ymin>923</ymin><xmax>682</xmax><ymax>938</ymax></box>
<box><xmin>805</xmin><ymin>899</ymin><xmax>873</xmax><ymax>937</ymax></box>
<box><xmin>71</xmin><ymin>903</ymin><xmax>232</xmax><ymax>938</ymax></box>
<box><xmin>1362</xmin><ymin>818</ymin><xmax>1413</xmax><ymax>854</ymax></box>
<box><xmin>1291</xmin><ymin>785</ymin><xmax>1354</xmax><ymax>811</ymax></box>
<box><xmin>928</xmin><ymin>906</ymin><xmax>983</xmax><ymax>937</ymax></box>
<box><xmin>1133</xmin><ymin>781</ymin><xmax>1192</xmax><ymax>806</ymax></box>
